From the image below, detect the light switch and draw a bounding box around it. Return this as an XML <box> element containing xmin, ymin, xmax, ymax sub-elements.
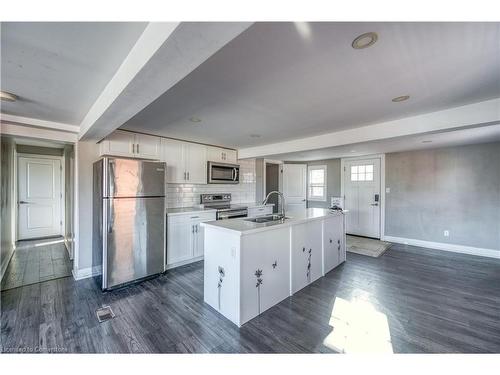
<box><xmin>385</xmin><ymin>187</ymin><xmax>391</xmax><ymax>193</ymax></box>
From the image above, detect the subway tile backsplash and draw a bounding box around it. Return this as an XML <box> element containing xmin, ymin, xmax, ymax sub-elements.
<box><xmin>166</xmin><ymin>159</ymin><xmax>257</xmax><ymax>208</ymax></box>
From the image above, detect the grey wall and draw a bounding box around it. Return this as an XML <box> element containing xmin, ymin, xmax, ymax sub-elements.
<box><xmin>286</xmin><ymin>159</ymin><xmax>341</xmax><ymax>209</ymax></box>
<box><xmin>266</xmin><ymin>163</ymin><xmax>280</xmax><ymax>212</ymax></box>
<box><xmin>386</xmin><ymin>142</ymin><xmax>500</xmax><ymax>251</ymax></box>
<box><xmin>76</xmin><ymin>140</ymin><xmax>100</xmax><ymax>271</ymax></box>
<box><xmin>1</xmin><ymin>137</ymin><xmax>15</xmax><ymax>280</ymax></box>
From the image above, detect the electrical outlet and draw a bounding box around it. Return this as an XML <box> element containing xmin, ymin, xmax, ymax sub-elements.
<box><xmin>444</xmin><ymin>230</ymin><xmax>450</xmax><ymax>237</ymax></box>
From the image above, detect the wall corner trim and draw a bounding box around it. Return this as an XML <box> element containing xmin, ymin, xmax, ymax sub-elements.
<box><xmin>72</xmin><ymin>265</ymin><xmax>102</xmax><ymax>281</ymax></box>
<box><xmin>382</xmin><ymin>235</ymin><xmax>500</xmax><ymax>259</ymax></box>
<box><xmin>0</xmin><ymin>245</ymin><xmax>15</xmax><ymax>282</ymax></box>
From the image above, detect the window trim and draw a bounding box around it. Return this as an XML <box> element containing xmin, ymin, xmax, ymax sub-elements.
<box><xmin>307</xmin><ymin>165</ymin><xmax>327</xmax><ymax>202</ymax></box>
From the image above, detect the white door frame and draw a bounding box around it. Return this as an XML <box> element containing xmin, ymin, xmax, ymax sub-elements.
<box><xmin>340</xmin><ymin>154</ymin><xmax>386</xmax><ymax>239</ymax></box>
<box><xmin>16</xmin><ymin>153</ymin><xmax>65</xmax><ymax>240</ymax></box>
<box><xmin>263</xmin><ymin>159</ymin><xmax>284</xmax><ymax>193</ymax></box>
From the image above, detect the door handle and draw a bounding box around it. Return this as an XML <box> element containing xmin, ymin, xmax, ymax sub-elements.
<box><xmin>187</xmin><ymin>171</ymin><xmax>190</xmax><ymax>180</ymax></box>
<box><xmin>370</xmin><ymin>203</ymin><xmax>379</xmax><ymax>206</ymax></box>
<box><xmin>136</xmin><ymin>144</ymin><xmax>139</xmax><ymax>154</ymax></box>
<box><xmin>19</xmin><ymin>201</ymin><xmax>28</xmax><ymax>204</ymax></box>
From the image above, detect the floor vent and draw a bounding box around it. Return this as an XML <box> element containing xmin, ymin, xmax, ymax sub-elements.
<box><xmin>96</xmin><ymin>306</ymin><xmax>115</xmax><ymax>323</ymax></box>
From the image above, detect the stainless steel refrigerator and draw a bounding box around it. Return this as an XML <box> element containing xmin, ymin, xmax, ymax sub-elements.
<box><xmin>93</xmin><ymin>157</ymin><xmax>166</xmax><ymax>290</ymax></box>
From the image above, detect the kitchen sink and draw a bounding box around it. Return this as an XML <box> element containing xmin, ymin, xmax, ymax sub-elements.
<box><xmin>244</xmin><ymin>214</ymin><xmax>290</xmax><ymax>223</ymax></box>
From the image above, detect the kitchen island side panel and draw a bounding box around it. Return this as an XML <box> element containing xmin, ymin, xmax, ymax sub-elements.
<box><xmin>203</xmin><ymin>227</ymin><xmax>241</xmax><ymax>326</ymax></box>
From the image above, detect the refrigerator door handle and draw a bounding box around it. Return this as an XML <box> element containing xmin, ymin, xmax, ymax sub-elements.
<box><xmin>107</xmin><ymin>199</ymin><xmax>114</xmax><ymax>233</ymax></box>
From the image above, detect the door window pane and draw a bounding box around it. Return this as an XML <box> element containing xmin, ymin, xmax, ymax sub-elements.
<box><xmin>350</xmin><ymin>164</ymin><xmax>374</xmax><ymax>182</ymax></box>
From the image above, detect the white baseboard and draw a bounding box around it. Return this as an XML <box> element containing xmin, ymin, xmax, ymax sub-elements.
<box><xmin>72</xmin><ymin>265</ymin><xmax>102</xmax><ymax>280</ymax></box>
<box><xmin>383</xmin><ymin>235</ymin><xmax>500</xmax><ymax>259</ymax></box>
<box><xmin>0</xmin><ymin>245</ymin><xmax>15</xmax><ymax>281</ymax></box>
<box><xmin>165</xmin><ymin>255</ymin><xmax>203</xmax><ymax>270</ymax></box>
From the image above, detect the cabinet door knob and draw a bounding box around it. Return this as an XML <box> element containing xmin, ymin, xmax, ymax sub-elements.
<box><xmin>329</xmin><ymin>239</ymin><xmax>332</xmax><ymax>243</ymax></box>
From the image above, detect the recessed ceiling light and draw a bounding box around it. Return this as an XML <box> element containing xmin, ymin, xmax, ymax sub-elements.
<box><xmin>350</xmin><ymin>150</ymin><xmax>356</xmax><ymax>153</ymax></box>
<box><xmin>0</xmin><ymin>90</ymin><xmax>18</xmax><ymax>102</ymax></box>
<box><xmin>189</xmin><ymin>116</ymin><xmax>202</xmax><ymax>123</ymax></box>
<box><xmin>421</xmin><ymin>140</ymin><xmax>432</xmax><ymax>143</ymax></box>
<box><xmin>250</xmin><ymin>134</ymin><xmax>261</xmax><ymax>138</ymax></box>
<box><xmin>392</xmin><ymin>95</ymin><xmax>410</xmax><ymax>102</ymax></box>
<box><xmin>352</xmin><ymin>32</ymin><xmax>378</xmax><ymax>49</ymax></box>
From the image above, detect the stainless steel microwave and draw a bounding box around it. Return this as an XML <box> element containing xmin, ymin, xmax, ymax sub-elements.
<box><xmin>207</xmin><ymin>161</ymin><xmax>240</xmax><ymax>184</ymax></box>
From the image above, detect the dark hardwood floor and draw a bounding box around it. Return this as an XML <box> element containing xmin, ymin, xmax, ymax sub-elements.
<box><xmin>1</xmin><ymin>244</ymin><xmax>499</xmax><ymax>353</ymax></box>
<box><xmin>1</xmin><ymin>237</ymin><xmax>72</xmax><ymax>291</ymax></box>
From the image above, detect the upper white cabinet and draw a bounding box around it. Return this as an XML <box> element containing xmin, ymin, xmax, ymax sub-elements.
<box><xmin>135</xmin><ymin>133</ymin><xmax>162</xmax><ymax>159</ymax></box>
<box><xmin>185</xmin><ymin>143</ymin><xmax>208</xmax><ymax>184</ymax></box>
<box><xmin>161</xmin><ymin>138</ymin><xmax>207</xmax><ymax>184</ymax></box>
<box><xmin>100</xmin><ymin>130</ymin><xmax>161</xmax><ymax>160</ymax></box>
<box><xmin>207</xmin><ymin>147</ymin><xmax>237</xmax><ymax>164</ymax></box>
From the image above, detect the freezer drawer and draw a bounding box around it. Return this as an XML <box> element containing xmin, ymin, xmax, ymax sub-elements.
<box><xmin>103</xmin><ymin>196</ymin><xmax>165</xmax><ymax>289</ymax></box>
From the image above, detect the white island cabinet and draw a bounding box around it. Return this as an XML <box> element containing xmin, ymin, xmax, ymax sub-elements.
<box><xmin>202</xmin><ymin>208</ymin><xmax>346</xmax><ymax>326</ymax></box>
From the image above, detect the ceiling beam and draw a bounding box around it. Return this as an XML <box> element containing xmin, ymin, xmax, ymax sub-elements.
<box><xmin>79</xmin><ymin>22</ymin><xmax>253</xmax><ymax>141</ymax></box>
<box><xmin>0</xmin><ymin>122</ymin><xmax>78</xmax><ymax>143</ymax></box>
<box><xmin>238</xmin><ymin>98</ymin><xmax>500</xmax><ymax>159</ymax></box>
<box><xmin>0</xmin><ymin>113</ymin><xmax>79</xmax><ymax>133</ymax></box>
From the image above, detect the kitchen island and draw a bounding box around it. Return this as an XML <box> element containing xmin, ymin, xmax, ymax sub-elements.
<box><xmin>201</xmin><ymin>208</ymin><xmax>346</xmax><ymax>326</ymax></box>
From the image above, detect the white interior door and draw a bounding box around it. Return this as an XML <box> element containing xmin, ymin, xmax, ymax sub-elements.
<box><xmin>18</xmin><ymin>156</ymin><xmax>62</xmax><ymax>240</ymax></box>
<box><xmin>344</xmin><ymin>158</ymin><xmax>381</xmax><ymax>238</ymax></box>
<box><xmin>283</xmin><ymin>164</ymin><xmax>307</xmax><ymax>213</ymax></box>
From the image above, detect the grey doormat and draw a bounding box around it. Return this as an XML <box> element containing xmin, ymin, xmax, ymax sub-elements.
<box><xmin>346</xmin><ymin>235</ymin><xmax>392</xmax><ymax>258</ymax></box>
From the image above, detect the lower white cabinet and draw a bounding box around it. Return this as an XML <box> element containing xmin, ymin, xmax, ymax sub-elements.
<box><xmin>323</xmin><ymin>215</ymin><xmax>345</xmax><ymax>274</ymax></box>
<box><xmin>291</xmin><ymin>220</ymin><xmax>323</xmax><ymax>294</ymax></box>
<box><xmin>167</xmin><ymin>211</ymin><xmax>216</xmax><ymax>268</ymax></box>
<box><xmin>247</xmin><ymin>205</ymin><xmax>273</xmax><ymax>218</ymax></box>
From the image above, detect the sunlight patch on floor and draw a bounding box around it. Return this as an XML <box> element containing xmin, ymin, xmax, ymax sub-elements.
<box><xmin>323</xmin><ymin>296</ymin><xmax>393</xmax><ymax>353</ymax></box>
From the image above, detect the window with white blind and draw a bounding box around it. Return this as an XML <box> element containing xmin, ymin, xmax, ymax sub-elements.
<box><xmin>308</xmin><ymin>165</ymin><xmax>327</xmax><ymax>201</ymax></box>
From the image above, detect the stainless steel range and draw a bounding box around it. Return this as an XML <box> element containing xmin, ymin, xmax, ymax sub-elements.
<box><xmin>200</xmin><ymin>193</ymin><xmax>247</xmax><ymax>220</ymax></box>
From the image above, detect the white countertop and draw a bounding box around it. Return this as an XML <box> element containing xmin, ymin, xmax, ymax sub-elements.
<box><xmin>166</xmin><ymin>202</ymin><xmax>273</xmax><ymax>216</ymax></box>
<box><xmin>244</xmin><ymin>202</ymin><xmax>274</xmax><ymax>208</ymax></box>
<box><xmin>201</xmin><ymin>208</ymin><xmax>345</xmax><ymax>235</ymax></box>
<box><xmin>166</xmin><ymin>207</ymin><xmax>217</xmax><ymax>216</ymax></box>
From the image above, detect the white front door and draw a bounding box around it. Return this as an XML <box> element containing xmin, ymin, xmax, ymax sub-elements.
<box><xmin>283</xmin><ymin>164</ymin><xmax>307</xmax><ymax>213</ymax></box>
<box><xmin>344</xmin><ymin>158</ymin><xmax>381</xmax><ymax>238</ymax></box>
<box><xmin>18</xmin><ymin>156</ymin><xmax>63</xmax><ymax>240</ymax></box>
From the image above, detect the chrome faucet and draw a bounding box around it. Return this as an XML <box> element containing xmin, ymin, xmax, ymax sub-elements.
<box><xmin>262</xmin><ymin>190</ymin><xmax>286</xmax><ymax>219</ymax></box>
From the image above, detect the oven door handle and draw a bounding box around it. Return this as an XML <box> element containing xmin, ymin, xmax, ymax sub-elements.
<box><xmin>233</xmin><ymin>168</ymin><xmax>239</xmax><ymax>181</ymax></box>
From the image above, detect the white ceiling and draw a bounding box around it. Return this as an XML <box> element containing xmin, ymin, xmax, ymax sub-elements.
<box><xmin>266</xmin><ymin>124</ymin><xmax>500</xmax><ymax>161</ymax></box>
<box><xmin>121</xmin><ymin>22</ymin><xmax>500</xmax><ymax>148</ymax></box>
<box><xmin>1</xmin><ymin>22</ymin><xmax>147</xmax><ymax>125</ymax></box>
